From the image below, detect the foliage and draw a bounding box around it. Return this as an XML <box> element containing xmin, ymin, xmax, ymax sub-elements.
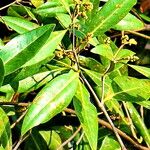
<box><xmin>0</xmin><ymin>0</ymin><xmax>150</xmax><ymax>149</ymax></box>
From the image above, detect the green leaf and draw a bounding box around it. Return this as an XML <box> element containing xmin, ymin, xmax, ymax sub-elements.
<box><xmin>99</xmin><ymin>136</ymin><xmax>121</xmax><ymax>150</ymax></box>
<box><xmin>60</xmin><ymin>0</ymin><xmax>71</xmax><ymax>16</ymax></box>
<box><xmin>34</xmin><ymin>1</ymin><xmax>73</xmax><ymax>17</ymax></box>
<box><xmin>24</xmin><ymin>129</ymin><xmax>48</xmax><ymax>150</ymax></box>
<box><xmin>21</xmin><ymin>70</ymin><xmax>79</xmax><ymax>135</ymax></box>
<box><xmin>0</xmin><ymin>24</ymin><xmax>55</xmax><ymax>75</ymax></box>
<box><xmin>0</xmin><ymin>58</ymin><xmax>4</xmax><ymax>87</ymax></box>
<box><xmin>74</xmin><ymin>81</ymin><xmax>98</xmax><ymax>150</ymax></box>
<box><xmin>1</xmin><ymin>16</ymin><xmax>39</xmax><ymax>34</ymax></box>
<box><xmin>81</xmin><ymin>0</ymin><xmax>136</xmax><ymax>36</ymax></box>
<box><xmin>126</xmin><ymin>102</ymin><xmax>150</xmax><ymax>146</ymax></box>
<box><xmin>56</xmin><ymin>13</ymin><xmax>71</xmax><ymax>28</ymax></box>
<box><xmin>91</xmin><ymin>44</ymin><xmax>114</xmax><ymax>60</ymax></box>
<box><xmin>23</xmin><ymin>30</ymin><xmax>66</xmax><ymax>67</ymax></box>
<box><xmin>79</xmin><ymin>56</ymin><xmax>105</xmax><ymax>73</ymax></box>
<box><xmin>105</xmin><ymin>76</ymin><xmax>150</xmax><ymax>102</ymax></box>
<box><xmin>82</xmin><ymin>68</ymin><xmax>102</xmax><ymax>86</ymax></box>
<box><xmin>0</xmin><ymin>67</ymin><xmax>66</xmax><ymax>94</ymax></box>
<box><xmin>0</xmin><ymin>107</ymin><xmax>12</xmax><ymax>150</ymax></box>
<box><xmin>113</xmin><ymin>13</ymin><xmax>144</xmax><ymax>31</ymax></box>
<box><xmin>40</xmin><ymin>130</ymin><xmax>62</xmax><ymax>149</ymax></box>
<box><xmin>128</xmin><ymin>64</ymin><xmax>150</xmax><ymax>79</ymax></box>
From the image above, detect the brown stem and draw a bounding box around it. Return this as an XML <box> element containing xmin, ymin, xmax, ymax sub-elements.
<box><xmin>0</xmin><ymin>102</ymin><xmax>28</xmax><ymax>107</ymax></box>
<box><xmin>57</xmin><ymin>125</ymin><xmax>82</xmax><ymax>150</ymax></box>
<box><xmin>64</xmin><ymin>108</ymin><xmax>149</xmax><ymax>150</ymax></box>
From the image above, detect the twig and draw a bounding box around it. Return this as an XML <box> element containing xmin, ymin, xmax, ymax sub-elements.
<box><xmin>13</xmin><ymin>133</ymin><xmax>30</xmax><ymax>150</ymax></box>
<box><xmin>127</xmin><ymin>30</ymin><xmax>150</xmax><ymax>40</ymax></box>
<box><xmin>11</xmin><ymin>110</ymin><xmax>27</xmax><ymax>128</ymax></box>
<box><xmin>0</xmin><ymin>102</ymin><xmax>28</xmax><ymax>107</ymax></box>
<box><xmin>80</xmin><ymin>73</ymin><xmax>127</xmax><ymax>150</ymax></box>
<box><xmin>64</xmin><ymin>108</ymin><xmax>149</xmax><ymax>150</ymax></box>
<box><xmin>57</xmin><ymin>125</ymin><xmax>82</xmax><ymax>150</ymax></box>
<box><xmin>0</xmin><ymin>1</ymin><xmax>17</xmax><ymax>11</ymax></box>
<box><xmin>98</xmin><ymin>119</ymin><xmax>149</xmax><ymax>150</ymax></box>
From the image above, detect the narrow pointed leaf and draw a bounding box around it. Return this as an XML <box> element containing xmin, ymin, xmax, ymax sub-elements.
<box><xmin>23</xmin><ymin>30</ymin><xmax>66</xmax><ymax>67</ymax></box>
<box><xmin>60</xmin><ymin>0</ymin><xmax>71</xmax><ymax>15</ymax></box>
<box><xmin>0</xmin><ymin>24</ymin><xmax>55</xmax><ymax>75</ymax></box>
<box><xmin>1</xmin><ymin>16</ymin><xmax>39</xmax><ymax>34</ymax></box>
<box><xmin>0</xmin><ymin>58</ymin><xmax>4</xmax><ymax>86</ymax></box>
<box><xmin>128</xmin><ymin>64</ymin><xmax>150</xmax><ymax>79</ymax></box>
<box><xmin>105</xmin><ymin>76</ymin><xmax>150</xmax><ymax>102</ymax></box>
<box><xmin>126</xmin><ymin>102</ymin><xmax>150</xmax><ymax>146</ymax></box>
<box><xmin>74</xmin><ymin>81</ymin><xmax>98</xmax><ymax>150</ymax></box>
<box><xmin>81</xmin><ymin>0</ymin><xmax>136</xmax><ymax>36</ymax></box>
<box><xmin>0</xmin><ymin>107</ymin><xmax>12</xmax><ymax>150</ymax></box>
<box><xmin>113</xmin><ymin>13</ymin><xmax>144</xmax><ymax>31</ymax></box>
<box><xmin>21</xmin><ymin>70</ymin><xmax>79</xmax><ymax>135</ymax></box>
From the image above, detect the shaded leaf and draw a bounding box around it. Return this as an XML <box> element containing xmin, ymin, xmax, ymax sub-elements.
<box><xmin>40</xmin><ymin>130</ymin><xmax>62</xmax><ymax>150</ymax></box>
<box><xmin>113</xmin><ymin>13</ymin><xmax>144</xmax><ymax>31</ymax></box>
<box><xmin>1</xmin><ymin>16</ymin><xmax>39</xmax><ymax>34</ymax></box>
<box><xmin>0</xmin><ymin>107</ymin><xmax>12</xmax><ymax>150</ymax></box>
<box><xmin>74</xmin><ymin>81</ymin><xmax>98</xmax><ymax>150</ymax></box>
<box><xmin>128</xmin><ymin>64</ymin><xmax>150</xmax><ymax>79</ymax></box>
<box><xmin>0</xmin><ymin>24</ymin><xmax>55</xmax><ymax>75</ymax></box>
<box><xmin>21</xmin><ymin>70</ymin><xmax>79</xmax><ymax>135</ymax></box>
<box><xmin>126</xmin><ymin>102</ymin><xmax>150</xmax><ymax>146</ymax></box>
<box><xmin>0</xmin><ymin>58</ymin><xmax>4</xmax><ymax>87</ymax></box>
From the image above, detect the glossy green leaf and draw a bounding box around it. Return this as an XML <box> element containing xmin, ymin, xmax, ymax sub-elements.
<box><xmin>113</xmin><ymin>13</ymin><xmax>144</xmax><ymax>31</ymax></box>
<box><xmin>128</xmin><ymin>64</ymin><xmax>150</xmax><ymax>79</ymax></box>
<box><xmin>34</xmin><ymin>1</ymin><xmax>73</xmax><ymax>17</ymax></box>
<box><xmin>91</xmin><ymin>44</ymin><xmax>114</xmax><ymax>60</ymax></box>
<box><xmin>105</xmin><ymin>76</ymin><xmax>150</xmax><ymax>102</ymax></box>
<box><xmin>60</xmin><ymin>0</ymin><xmax>71</xmax><ymax>15</ymax></box>
<box><xmin>99</xmin><ymin>136</ymin><xmax>121</xmax><ymax>150</ymax></box>
<box><xmin>23</xmin><ymin>30</ymin><xmax>66</xmax><ymax>67</ymax></box>
<box><xmin>56</xmin><ymin>13</ymin><xmax>71</xmax><ymax>28</ymax></box>
<box><xmin>0</xmin><ymin>68</ymin><xmax>66</xmax><ymax>94</ymax></box>
<box><xmin>0</xmin><ymin>24</ymin><xmax>55</xmax><ymax>75</ymax></box>
<box><xmin>21</xmin><ymin>70</ymin><xmax>79</xmax><ymax>135</ymax></box>
<box><xmin>81</xmin><ymin>0</ymin><xmax>136</xmax><ymax>36</ymax></box>
<box><xmin>79</xmin><ymin>56</ymin><xmax>105</xmax><ymax>73</ymax></box>
<box><xmin>0</xmin><ymin>58</ymin><xmax>4</xmax><ymax>87</ymax></box>
<box><xmin>1</xmin><ymin>16</ymin><xmax>39</xmax><ymax>34</ymax></box>
<box><xmin>126</xmin><ymin>102</ymin><xmax>150</xmax><ymax>146</ymax></box>
<box><xmin>0</xmin><ymin>107</ymin><xmax>12</xmax><ymax>150</ymax></box>
<box><xmin>115</xmin><ymin>49</ymin><xmax>135</xmax><ymax>61</ymax></box>
<box><xmin>82</xmin><ymin>68</ymin><xmax>102</xmax><ymax>86</ymax></box>
<box><xmin>40</xmin><ymin>130</ymin><xmax>62</xmax><ymax>149</ymax></box>
<box><xmin>31</xmin><ymin>0</ymin><xmax>44</xmax><ymax>7</ymax></box>
<box><xmin>74</xmin><ymin>81</ymin><xmax>98</xmax><ymax>150</ymax></box>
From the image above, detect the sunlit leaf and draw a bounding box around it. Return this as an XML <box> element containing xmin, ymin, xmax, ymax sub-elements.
<box><xmin>1</xmin><ymin>16</ymin><xmax>39</xmax><ymax>34</ymax></box>
<box><xmin>74</xmin><ymin>81</ymin><xmax>98</xmax><ymax>150</ymax></box>
<box><xmin>0</xmin><ymin>107</ymin><xmax>12</xmax><ymax>150</ymax></box>
<box><xmin>21</xmin><ymin>70</ymin><xmax>79</xmax><ymax>135</ymax></box>
<box><xmin>0</xmin><ymin>24</ymin><xmax>55</xmax><ymax>75</ymax></box>
<box><xmin>99</xmin><ymin>136</ymin><xmax>121</xmax><ymax>150</ymax></box>
<box><xmin>113</xmin><ymin>13</ymin><xmax>144</xmax><ymax>31</ymax></box>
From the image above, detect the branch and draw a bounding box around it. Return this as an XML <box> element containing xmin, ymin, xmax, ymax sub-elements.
<box><xmin>57</xmin><ymin>125</ymin><xmax>82</xmax><ymax>150</ymax></box>
<box><xmin>64</xmin><ymin>108</ymin><xmax>149</xmax><ymax>150</ymax></box>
